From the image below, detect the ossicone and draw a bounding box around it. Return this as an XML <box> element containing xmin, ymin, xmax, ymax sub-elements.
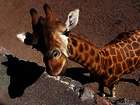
<box><xmin>43</xmin><ymin>3</ymin><xmax>52</xmax><ymax>16</ymax></box>
<box><xmin>30</xmin><ymin>8</ymin><xmax>38</xmax><ymax>16</ymax></box>
<box><xmin>30</xmin><ymin>8</ymin><xmax>38</xmax><ymax>25</ymax></box>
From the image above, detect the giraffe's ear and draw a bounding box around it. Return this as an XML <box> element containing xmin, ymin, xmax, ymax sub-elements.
<box><xmin>65</xmin><ymin>9</ymin><xmax>79</xmax><ymax>31</ymax></box>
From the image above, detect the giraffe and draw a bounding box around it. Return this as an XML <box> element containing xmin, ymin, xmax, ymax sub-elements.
<box><xmin>17</xmin><ymin>3</ymin><xmax>140</xmax><ymax>97</ymax></box>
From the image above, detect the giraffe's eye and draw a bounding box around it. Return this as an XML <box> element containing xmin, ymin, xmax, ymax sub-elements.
<box><xmin>62</xmin><ymin>30</ymin><xmax>70</xmax><ymax>36</ymax></box>
<box><xmin>52</xmin><ymin>48</ymin><xmax>61</xmax><ymax>58</ymax></box>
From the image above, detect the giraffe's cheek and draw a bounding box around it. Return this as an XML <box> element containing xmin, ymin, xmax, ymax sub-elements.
<box><xmin>47</xmin><ymin>58</ymin><xmax>66</xmax><ymax>76</ymax></box>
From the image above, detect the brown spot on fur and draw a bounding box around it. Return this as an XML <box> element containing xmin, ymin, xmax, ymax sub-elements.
<box><xmin>130</xmin><ymin>51</ymin><xmax>135</xmax><ymax>57</ymax></box>
<box><xmin>132</xmin><ymin>42</ymin><xmax>139</xmax><ymax>49</ymax></box>
<box><xmin>69</xmin><ymin>45</ymin><xmax>73</xmax><ymax>55</ymax></box>
<box><xmin>116</xmin><ymin>44</ymin><xmax>120</xmax><ymax>48</ymax></box>
<box><xmin>90</xmin><ymin>48</ymin><xmax>95</xmax><ymax>56</ymax></box>
<box><xmin>131</xmin><ymin>36</ymin><xmax>136</xmax><ymax>41</ymax></box>
<box><xmin>112</xmin><ymin>56</ymin><xmax>117</xmax><ymax>63</ymax></box>
<box><xmin>71</xmin><ymin>38</ymin><xmax>78</xmax><ymax>47</ymax></box>
<box><xmin>84</xmin><ymin>43</ymin><xmax>89</xmax><ymax>51</ymax></box>
<box><xmin>119</xmin><ymin>42</ymin><xmax>125</xmax><ymax>47</ymax></box>
<box><xmin>127</xmin><ymin>39</ymin><xmax>132</xmax><ymax>43</ymax></box>
<box><xmin>135</xmin><ymin>49</ymin><xmax>140</xmax><ymax>56</ymax></box>
<box><xmin>89</xmin><ymin>58</ymin><xmax>94</xmax><ymax>66</ymax></box>
<box><xmin>79</xmin><ymin>44</ymin><xmax>83</xmax><ymax>52</ymax></box>
<box><xmin>84</xmin><ymin>53</ymin><xmax>89</xmax><ymax>62</ymax></box>
<box><xmin>76</xmin><ymin>55</ymin><xmax>82</xmax><ymax>63</ymax></box>
<box><xmin>104</xmin><ymin>49</ymin><xmax>109</xmax><ymax>56</ymax></box>
<box><xmin>122</xmin><ymin>62</ymin><xmax>127</xmax><ymax>70</ymax></box>
<box><xmin>115</xmin><ymin>63</ymin><xmax>123</xmax><ymax>74</ymax></box>
<box><xmin>74</xmin><ymin>52</ymin><xmax>78</xmax><ymax>60</ymax></box>
<box><xmin>136</xmin><ymin>59</ymin><xmax>140</xmax><ymax>68</ymax></box>
<box><xmin>126</xmin><ymin>44</ymin><xmax>133</xmax><ymax>50</ymax></box>
<box><xmin>110</xmin><ymin>47</ymin><xmax>116</xmax><ymax>55</ymax></box>
<box><xmin>104</xmin><ymin>58</ymin><xmax>107</xmax><ymax>64</ymax></box>
<box><xmin>126</xmin><ymin>58</ymin><xmax>133</xmax><ymax>67</ymax></box>
<box><xmin>138</xmin><ymin>37</ymin><xmax>140</xmax><ymax>42</ymax></box>
<box><xmin>116</xmin><ymin>49</ymin><xmax>123</xmax><ymax>62</ymax></box>
<box><xmin>95</xmin><ymin>54</ymin><xmax>100</xmax><ymax>63</ymax></box>
<box><xmin>100</xmin><ymin>50</ymin><xmax>106</xmax><ymax>56</ymax></box>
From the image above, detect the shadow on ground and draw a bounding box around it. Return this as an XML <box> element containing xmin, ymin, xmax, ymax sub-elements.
<box><xmin>2</xmin><ymin>54</ymin><xmax>44</xmax><ymax>98</ymax></box>
<box><xmin>64</xmin><ymin>68</ymin><xmax>91</xmax><ymax>84</ymax></box>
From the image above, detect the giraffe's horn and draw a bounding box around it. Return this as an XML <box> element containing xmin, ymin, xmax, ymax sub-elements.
<box><xmin>30</xmin><ymin>8</ymin><xmax>38</xmax><ymax>26</ymax></box>
<box><xmin>43</xmin><ymin>3</ymin><xmax>55</xmax><ymax>21</ymax></box>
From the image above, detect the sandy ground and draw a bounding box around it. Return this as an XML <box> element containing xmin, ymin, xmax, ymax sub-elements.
<box><xmin>0</xmin><ymin>0</ymin><xmax>140</xmax><ymax>103</ymax></box>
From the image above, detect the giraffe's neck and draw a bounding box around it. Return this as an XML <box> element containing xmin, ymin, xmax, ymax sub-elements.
<box><xmin>67</xmin><ymin>33</ymin><xmax>103</xmax><ymax>74</ymax></box>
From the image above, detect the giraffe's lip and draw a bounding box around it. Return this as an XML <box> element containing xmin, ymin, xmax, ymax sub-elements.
<box><xmin>47</xmin><ymin>61</ymin><xmax>63</xmax><ymax>76</ymax></box>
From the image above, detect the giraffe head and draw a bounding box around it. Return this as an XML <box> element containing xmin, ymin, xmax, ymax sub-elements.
<box><xmin>17</xmin><ymin>3</ymin><xmax>79</xmax><ymax>76</ymax></box>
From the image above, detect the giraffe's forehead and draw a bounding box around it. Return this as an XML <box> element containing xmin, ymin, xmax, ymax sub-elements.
<box><xmin>46</xmin><ymin>20</ymin><xmax>66</xmax><ymax>32</ymax></box>
<box><xmin>45</xmin><ymin>22</ymin><xmax>66</xmax><ymax>38</ymax></box>
<box><xmin>56</xmin><ymin>24</ymin><xmax>66</xmax><ymax>32</ymax></box>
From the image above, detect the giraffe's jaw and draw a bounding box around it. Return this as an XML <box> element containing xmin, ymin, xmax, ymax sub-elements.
<box><xmin>46</xmin><ymin>56</ymin><xmax>67</xmax><ymax>76</ymax></box>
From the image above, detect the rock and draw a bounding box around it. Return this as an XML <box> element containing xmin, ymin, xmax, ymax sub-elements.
<box><xmin>80</xmin><ymin>86</ymin><xmax>96</xmax><ymax>101</ymax></box>
<box><xmin>110</xmin><ymin>98</ymin><xmax>139</xmax><ymax>105</ymax></box>
<box><xmin>0</xmin><ymin>47</ymin><xmax>10</xmax><ymax>55</ymax></box>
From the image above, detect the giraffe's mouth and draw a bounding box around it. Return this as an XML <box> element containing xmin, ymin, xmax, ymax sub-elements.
<box><xmin>47</xmin><ymin>57</ymin><xmax>66</xmax><ymax>76</ymax></box>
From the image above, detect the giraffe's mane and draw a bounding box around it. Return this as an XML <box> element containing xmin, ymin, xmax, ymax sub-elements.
<box><xmin>68</xmin><ymin>29</ymin><xmax>140</xmax><ymax>48</ymax></box>
<box><xmin>105</xmin><ymin>29</ymin><xmax>140</xmax><ymax>46</ymax></box>
<box><xmin>69</xmin><ymin>32</ymin><xmax>97</xmax><ymax>47</ymax></box>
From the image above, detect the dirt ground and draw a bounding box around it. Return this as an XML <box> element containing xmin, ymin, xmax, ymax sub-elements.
<box><xmin>0</xmin><ymin>0</ymin><xmax>140</xmax><ymax>103</ymax></box>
